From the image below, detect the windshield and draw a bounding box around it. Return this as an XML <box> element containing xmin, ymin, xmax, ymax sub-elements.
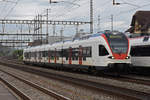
<box><xmin>104</xmin><ymin>32</ymin><xmax>128</xmax><ymax>54</ymax></box>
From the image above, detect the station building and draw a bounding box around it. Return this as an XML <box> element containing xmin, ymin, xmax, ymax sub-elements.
<box><xmin>127</xmin><ymin>11</ymin><xmax>150</xmax><ymax>34</ymax></box>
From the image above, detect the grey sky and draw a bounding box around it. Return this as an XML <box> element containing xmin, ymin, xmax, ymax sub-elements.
<box><xmin>0</xmin><ymin>0</ymin><xmax>150</xmax><ymax>34</ymax></box>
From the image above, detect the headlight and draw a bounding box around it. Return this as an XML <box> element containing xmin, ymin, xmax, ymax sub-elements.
<box><xmin>112</xmin><ymin>56</ymin><xmax>115</xmax><ymax>59</ymax></box>
<box><xmin>125</xmin><ymin>56</ymin><xmax>130</xmax><ymax>59</ymax></box>
<box><xmin>108</xmin><ymin>56</ymin><xmax>114</xmax><ymax>59</ymax></box>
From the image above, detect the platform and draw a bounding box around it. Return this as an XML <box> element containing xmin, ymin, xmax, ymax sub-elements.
<box><xmin>0</xmin><ymin>81</ymin><xmax>18</xmax><ymax>100</ymax></box>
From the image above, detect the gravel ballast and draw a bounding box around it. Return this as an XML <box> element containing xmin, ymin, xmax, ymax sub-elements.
<box><xmin>0</xmin><ymin>65</ymin><xmax>127</xmax><ymax>100</ymax></box>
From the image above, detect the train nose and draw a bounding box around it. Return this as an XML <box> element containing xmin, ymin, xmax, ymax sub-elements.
<box><xmin>112</xmin><ymin>53</ymin><xmax>128</xmax><ymax>59</ymax></box>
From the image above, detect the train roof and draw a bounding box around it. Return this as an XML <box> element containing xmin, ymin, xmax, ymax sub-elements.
<box><xmin>24</xmin><ymin>31</ymin><xmax>125</xmax><ymax>52</ymax></box>
<box><xmin>24</xmin><ymin>32</ymin><xmax>105</xmax><ymax>52</ymax></box>
<box><xmin>129</xmin><ymin>36</ymin><xmax>150</xmax><ymax>46</ymax></box>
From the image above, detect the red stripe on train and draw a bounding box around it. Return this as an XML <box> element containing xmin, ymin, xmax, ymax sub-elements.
<box><xmin>69</xmin><ymin>47</ymin><xmax>72</xmax><ymax>64</ymax></box>
<box><xmin>79</xmin><ymin>46</ymin><xmax>82</xmax><ymax>65</ymax></box>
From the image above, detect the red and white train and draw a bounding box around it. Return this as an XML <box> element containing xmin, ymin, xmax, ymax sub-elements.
<box><xmin>23</xmin><ymin>32</ymin><xmax>131</xmax><ymax>72</ymax></box>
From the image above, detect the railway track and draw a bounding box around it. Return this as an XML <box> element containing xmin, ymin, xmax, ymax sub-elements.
<box><xmin>100</xmin><ymin>73</ymin><xmax>150</xmax><ymax>87</ymax></box>
<box><xmin>0</xmin><ymin>59</ymin><xmax>150</xmax><ymax>100</ymax></box>
<box><xmin>0</xmin><ymin>69</ymin><xmax>70</xmax><ymax>100</ymax></box>
<box><xmin>0</xmin><ymin>77</ymin><xmax>31</xmax><ymax>100</ymax></box>
<box><xmin>4</xmin><ymin>58</ymin><xmax>150</xmax><ymax>87</ymax></box>
<box><xmin>119</xmin><ymin>75</ymin><xmax>150</xmax><ymax>86</ymax></box>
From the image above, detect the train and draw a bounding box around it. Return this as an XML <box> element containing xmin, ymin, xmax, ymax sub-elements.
<box><xmin>130</xmin><ymin>35</ymin><xmax>150</xmax><ymax>68</ymax></box>
<box><xmin>23</xmin><ymin>31</ymin><xmax>131</xmax><ymax>73</ymax></box>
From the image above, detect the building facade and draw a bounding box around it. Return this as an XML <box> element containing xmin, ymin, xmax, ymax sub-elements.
<box><xmin>127</xmin><ymin>11</ymin><xmax>150</xmax><ymax>34</ymax></box>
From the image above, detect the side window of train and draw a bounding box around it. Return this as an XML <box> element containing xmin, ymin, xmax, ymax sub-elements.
<box><xmin>82</xmin><ymin>47</ymin><xmax>92</xmax><ymax>61</ymax></box>
<box><xmin>45</xmin><ymin>51</ymin><xmax>48</xmax><ymax>57</ymax></box>
<box><xmin>130</xmin><ymin>46</ymin><xmax>150</xmax><ymax>56</ymax></box>
<box><xmin>130</xmin><ymin>47</ymin><xmax>135</xmax><ymax>56</ymax></box>
<box><xmin>72</xmin><ymin>48</ymin><xmax>79</xmax><ymax>60</ymax></box>
<box><xmin>42</xmin><ymin>51</ymin><xmax>45</xmax><ymax>57</ymax></box>
<box><xmin>99</xmin><ymin>45</ymin><xmax>109</xmax><ymax>56</ymax></box>
<box><xmin>62</xmin><ymin>49</ymin><xmax>69</xmax><ymax>60</ymax></box>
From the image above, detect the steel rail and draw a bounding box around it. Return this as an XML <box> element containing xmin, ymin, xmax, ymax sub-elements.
<box><xmin>0</xmin><ymin>60</ymin><xmax>149</xmax><ymax>100</ymax></box>
<box><xmin>0</xmin><ymin>77</ymin><xmax>31</xmax><ymax>100</ymax></box>
<box><xmin>0</xmin><ymin>69</ymin><xmax>70</xmax><ymax>100</ymax></box>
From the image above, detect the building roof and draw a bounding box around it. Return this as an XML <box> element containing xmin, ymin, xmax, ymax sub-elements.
<box><xmin>130</xmin><ymin>11</ymin><xmax>150</xmax><ymax>31</ymax></box>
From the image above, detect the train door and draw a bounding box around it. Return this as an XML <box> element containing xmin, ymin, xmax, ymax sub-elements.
<box><xmin>35</xmin><ymin>51</ymin><xmax>38</xmax><ymax>63</ymax></box>
<box><xmin>61</xmin><ymin>48</ymin><xmax>63</xmax><ymax>65</ymax></box>
<box><xmin>54</xmin><ymin>48</ymin><xmax>57</xmax><ymax>64</ymax></box>
<box><xmin>39</xmin><ymin>51</ymin><xmax>42</xmax><ymax>63</ymax></box>
<box><xmin>69</xmin><ymin>47</ymin><xmax>72</xmax><ymax>64</ymax></box>
<box><xmin>48</xmin><ymin>50</ymin><xmax>51</xmax><ymax>63</ymax></box>
<box><xmin>79</xmin><ymin>46</ymin><xmax>82</xmax><ymax>65</ymax></box>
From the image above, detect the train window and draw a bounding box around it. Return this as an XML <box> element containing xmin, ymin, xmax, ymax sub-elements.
<box><xmin>24</xmin><ymin>53</ymin><xmax>27</xmax><ymax>59</ymax></box>
<box><xmin>50</xmin><ymin>51</ymin><xmax>55</xmax><ymax>60</ymax></box>
<box><xmin>38</xmin><ymin>51</ymin><xmax>42</xmax><ymax>59</ymax></box>
<box><xmin>63</xmin><ymin>49</ymin><xmax>69</xmax><ymax>57</ymax></box>
<box><xmin>82</xmin><ymin>47</ymin><xmax>92</xmax><ymax>57</ymax></box>
<box><xmin>83</xmin><ymin>49</ymin><xmax>86</xmax><ymax>55</ymax></box>
<box><xmin>42</xmin><ymin>51</ymin><xmax>45</xmax><ymax>57</ymax></box>
<box><xmin>26</xmin><ymin>52</ymin><xmax>29</xmax><ymax>59</ymax></box>
<box><xmin>83</xmin><ymin>57</ymin><xmax>86</xmax><ymax>61</ymax></box>
<box><xmin>99</xmin><ymin>45</ymin><xmax>109</xmax><ymax>56</ymax></box>
<box><xmin>87</xmin><ymin>47</ymin><xmax>92</xmax><ymax>57</ymax></box>
<box><xmin>66</xmin><ymin>57</ymin><xmax>68</xmax><ymax>60</ymax></box>
<box><xmin>45</xmin><ymin>51</ymin><xmax>47</xmax><ymax>57</ymax></box>
<box><xmin>28</xmin><ymin>52</ymin><xmax>31</xmax><ymax>59</ymax></box>
<box><xmin>75</xmin><ymin>57</ymin><xmax>78</xmax><ymax>60</ymax></box>
<box><xmin>33</xmin><ymin>52</ymin><xmax>36</xmax><ymax>59</ymax></box>
<box><xmin>130</xmin><ymin>46</ymin><xmax>150</xmax><ymax>56</ymax></box>
<box><xmin>72</xmin><ymin>48</ymin><xmax>79</xmax><ymax>60</ymax></box>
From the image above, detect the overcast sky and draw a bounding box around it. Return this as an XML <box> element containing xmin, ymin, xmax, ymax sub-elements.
<box><xmin>0</xmin><ymin>0</ymin><xmax>150</xmax><ymax>35</ymax></box>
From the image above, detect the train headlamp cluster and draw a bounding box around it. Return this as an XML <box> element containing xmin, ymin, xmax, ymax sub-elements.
<box><xmin>108</xmin><ymin>56</ymin><xmax>130</xmax><ymax>59</ymax></box>
<box><xmin>108</xmin><ymin>56</ymin><xmax>115</xmax><ymax>59</ymax></box>
<box><xmin>125</xmin><ymin>56</ymin><xmax>130</xmax><ymax>59</ymax></box>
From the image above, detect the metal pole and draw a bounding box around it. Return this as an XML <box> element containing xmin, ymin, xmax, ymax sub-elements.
<box><xmin>76</xmin><ymin>24</ymin><xmax>79</xmax><ymax>35</ymax></box>
<box><xmin>33</xmin><ymin>18</ymin><xmax>35</xmax><ymax>41</ymax></box>
<box><xmin>46</xmin><ymin>9</ymin><xmax>49</xmax><ymax>44</ymax></box>
<box><xmin>113</xmin><ymin>0</ymin><xmax>115</xmax><ymax>5</ymax></box>
<box><xmin>38</xmin><ymin>14</ymin><xmax>40</xmax><ymax>40</ymax></box>
<box><xmin>111</xmin><ymin>14</ymin><xmax>113</xmax><ymax>32</ymax></box>
<box><xmin>60</xmin><ymin>27</ymin><xmax>63</xmax><ymax>42</ymax></box>
<box><xmin>90</xmin><ymin>0</ymin><xmax>93</xmax><ymax>34</ymax></box>
<box><xmin>53</xmin><ymin>24</ymin><xmax>56</xmax><ymax>36</ymax></box>
<box><xmin>97</xmin><ymin>15</ymin><xmax>100</xmax><ymax>33</ymax></box>
<box><xmin>20</xmin><ymin>24</ymin><xmax>22</xmax><ymax>48</ymax></box>
<box><xmin>40</xmin><ymin>15</ymin><xmax>42</xmax><ymax>44</ymax></box>
<box><xmin>35</xmin><ymin>16</ymin><xmax>38</xmax><ymax>40</ymax></box>
<box><xmin>2</xmin><ymin>21</ymin><xmax>5</xmax><ymax>42</ymax></box>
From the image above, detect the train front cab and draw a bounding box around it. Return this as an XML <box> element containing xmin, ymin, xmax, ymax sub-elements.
<box><xmin>95</xmin><ymin>32</ymin><xmax>131</xmax><ymax>72</ymax></box>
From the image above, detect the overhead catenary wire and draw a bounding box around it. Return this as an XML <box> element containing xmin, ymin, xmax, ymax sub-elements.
<box><xmin>3</xmin><ymin>0</ymin><xmax>20</xmax><ymax>19</ymax></box>
<box><xmin>96</xmin><ymin>1</ymin><xmax>150</xmax><ymax>23</ymax></box>
<box><xmin>92</xmin><ymin>0</ymin><xmax>150</xmax><ymax>31</ymax></box>
<box><xmin>48</xmin><ymin>0</ymin><xmax>83</xmax><ymax>20</ymax></box>
<box><xmin>0</xmin><ymin>2</ymin><xmax>8</xmax><ymax>18</ymax></box>
<box><xmin>0</xmin><ymin>0</ymin><xmax>18</xmax><ymax>18</ymax></box>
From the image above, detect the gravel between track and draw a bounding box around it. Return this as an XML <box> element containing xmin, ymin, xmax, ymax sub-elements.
<box><xmin>0</xmin><ymin>65</ymin><xmax>127</xmax><ymax>100</ymax></box>
<box><xmin>24</xmin><ymin>65</ymin><xmax>150</xmax><ymax>94</ymax></box>
<box><xmin>0</xmin><ymin>71</ymin><xmax>56</xmax><ymax>100</ymax></box>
